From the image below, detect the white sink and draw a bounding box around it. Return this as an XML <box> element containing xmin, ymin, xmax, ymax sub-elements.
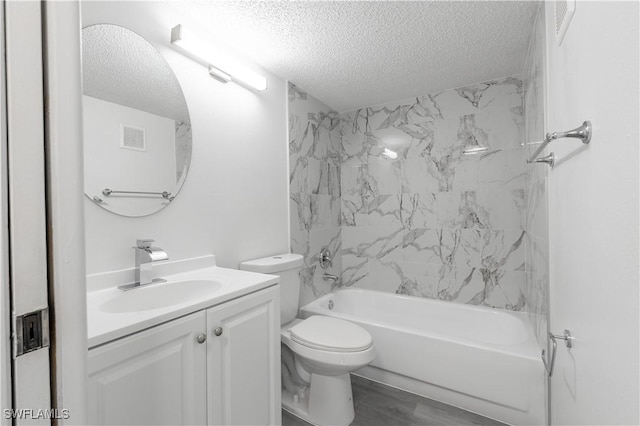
<box><xmin>100</xmin><ymin>279</ymin><xmax>222</xmax><ymax>313</ymax></box>
<box><xmin>87</xmin><ymin>261</ymin><xmax>280</xmax><ymax>348</ymax></box>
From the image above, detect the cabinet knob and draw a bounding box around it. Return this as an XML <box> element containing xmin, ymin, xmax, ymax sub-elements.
<box><xmin>196</xmin><ymin>333</ymin><xmax>207</xmax><ymax>344</ymax></box>
<box><xmin>213</xmin><ymin>327</ymin><xmax>223</xmax><ymax>336</ymax></box>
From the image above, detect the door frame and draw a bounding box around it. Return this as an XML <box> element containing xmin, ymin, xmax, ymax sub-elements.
<box><xmin>42</xmin><ymin>2</ymin><xmax>88</xmax><ymax>424</ymax></box>
<box><xmin>2</xmin><ymin>1</ymin><xmax>87</xmax><ymax>424</ymax></box>
<box><xmin>5</xmin><ymin>2</ymin><xmax>52</xmax><ymax>421</ymax></box>
<box><xmin>0</xmin><ymin>2</ymin><xmax>12</xmax><ymax>424</ymax></box>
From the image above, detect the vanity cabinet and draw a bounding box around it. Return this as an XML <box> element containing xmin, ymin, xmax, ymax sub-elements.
<box><xmin>87</xmin><ymin>311</ymin><xmax>208</xmax><ymax>425</ymax></box>
<box><xmin>88</xmin><ymin>285</ymin><xmax>280</xmax><ymax>426</ymax></box>
<box><xmin>207</xmin><ymin>286</ymin><xmax>280</xmax><ymax>425</ymax></box>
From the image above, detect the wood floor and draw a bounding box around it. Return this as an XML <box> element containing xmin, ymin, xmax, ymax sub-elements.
<box><xmin>282</xmin><ymin>375</ymin><xmax>508</xmax><ymax>426</ymax></box>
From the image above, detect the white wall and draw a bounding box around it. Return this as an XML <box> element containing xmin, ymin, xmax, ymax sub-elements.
<box><xmin>545</xmin><ymin>1</ymin><xmax>639</xmax><ymax>424</ymax></box>
<box><xmin>82</xmin><ymin>2</ymin><xmax>289</xmax><ymax>275</ymax></box>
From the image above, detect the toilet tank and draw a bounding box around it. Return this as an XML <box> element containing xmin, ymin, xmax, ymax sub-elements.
<box><xmin>239</xmin><ymin>254</ymin><xmax>304</xmax><ymax>325</ymax></box>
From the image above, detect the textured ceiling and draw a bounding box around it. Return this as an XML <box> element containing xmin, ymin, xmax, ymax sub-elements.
<box><xmin>82</xmin><ymin>24</ymin><xmax>190</xmax><ymax>122</ymax></box>
<box><xmin>167</xmin><ymin>0</ymin><xmax>539</xmax><ymax>112</ymax></box>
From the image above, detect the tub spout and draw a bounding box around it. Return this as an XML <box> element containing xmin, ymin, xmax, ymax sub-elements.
<box><xmin>323</xmin><ymin>273</ymin><xmax>339</xmax><ymax>282</ymax></box>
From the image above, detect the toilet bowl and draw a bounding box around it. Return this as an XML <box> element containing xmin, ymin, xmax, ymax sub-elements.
<box><xmin>240</xmin><ymin>254</ymin><xmax>375</xmax><ymax>426</ymax></box>
<box><xmin>281</xmin><ymin>317</ymin><xmax>375</xmax><ymax>426</ymax></box>
<box><xmin>283</xmin><ymin>316</ymin><xmax>374</xmax><ymax>376</ymax></box>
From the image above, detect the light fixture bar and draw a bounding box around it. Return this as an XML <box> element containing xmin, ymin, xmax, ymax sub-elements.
<box><xmin>208</xmin><ymin>66</ymin><xmax>231</xmax><ymax>83</ymax></box>
<box><xmin>382</xmin><ymin>148</ymin><xmax>398</xmax><ymax>159</ymax></box>
<box><xmin>170</xmin><ymin>24</ymin><xmax>267</xmax><ymax>92</ymax></box>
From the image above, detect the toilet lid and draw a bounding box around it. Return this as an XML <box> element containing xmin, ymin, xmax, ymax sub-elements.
<box><xmin>289</xmin><ymin>316</ymin><xmax>372</xmax><ymax>352</ymax></box>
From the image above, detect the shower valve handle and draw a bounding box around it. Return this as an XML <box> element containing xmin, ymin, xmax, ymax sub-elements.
<box><xmin>319</xmin><ymin>248</ymin><xmax>333</xmax><ymax>269</ymax></box>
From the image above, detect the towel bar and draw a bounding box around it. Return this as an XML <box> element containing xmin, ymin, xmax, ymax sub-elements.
<box><xmin>527</xmin><ymin>120</ymin><xmax>592</xmax><ymax>167</ymax></box>
<box><xmin>102</xmin><ymin>188</ymin><xmax>173</xmax><ymax>200</ymax></box>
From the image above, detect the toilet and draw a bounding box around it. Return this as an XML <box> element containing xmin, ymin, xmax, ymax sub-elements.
<box><xmin>240</xmin><ymin>253</ymin><xmax>375</xmax><ymax>426</ymax></box>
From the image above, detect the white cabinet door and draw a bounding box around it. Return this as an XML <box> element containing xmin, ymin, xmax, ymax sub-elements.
<box><xmin>207</xmin><ymin>286</ymin><xmax>281</xmax><ymax>426</ymax></box>
<box><xmin>88</xmin><ymin>312</ymin><xmax>207</xmax><ymax>425</ymax></box>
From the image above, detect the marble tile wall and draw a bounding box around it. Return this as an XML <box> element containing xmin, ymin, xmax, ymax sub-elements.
<box><xmin>523</xmin><ymin>3</ymin><xmax>549</xmax><ymax>347</ymax></box>
<box><xmin>339</xmin><ymin>77</ymin><xmax>528</xmax><ymax>311</ymax></box>
<box><xmin>175</xmin><ymin>121</ymin><xmax>192</xmax><ymax>184</ymax></box>
<box><xmin>289</xmin><ymin>83</ymin><xmax>343</xmax><ymax>306</ymax></box>
<box><xmin>289</xmin><ymin>76</ymin><xmax>543</xmax><ymax>314</ymax></box>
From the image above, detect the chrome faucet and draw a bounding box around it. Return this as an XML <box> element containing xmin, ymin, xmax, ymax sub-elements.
<box><xmin>118</xmin><ymin>239</ymin><xmax>169</xmax><ymax>291</ymax></box>
<box><xmin>319</xmin><ymin>248</ymin><xmax>333</xmax><ymax>269</ymax></box>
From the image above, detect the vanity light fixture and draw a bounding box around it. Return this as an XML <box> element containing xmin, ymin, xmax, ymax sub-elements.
<box><xmin>170</xmin><ymin>24</ymin><xmax>267</xmax><ymax>92</ymax></box>
<box><xmin>382</xmin><ymin>148</ymin><xmax>398</xmax><ymax>159</ymax></box>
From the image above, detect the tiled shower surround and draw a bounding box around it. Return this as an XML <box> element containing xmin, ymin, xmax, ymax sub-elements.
<box><xmin>289</xmin><ymin>84</ymin><xmax>343</xmax><ymax>306</ymax></box>
<box><xmin>289</xmin><ymin>77</ymin><xmax>529</xmax><ymax>311</ymax></box>
<box><xmin>523</xmin><ymin>3</ymin><xmax>548</xmax><ymax>347</ymax></box>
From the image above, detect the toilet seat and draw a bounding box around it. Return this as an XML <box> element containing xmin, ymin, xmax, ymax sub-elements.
<box><xmin>281</xmin><ymin>317</ymin><xmax>375</xmax><ymax>378</ymax></box>
<box><xmin>289</xmin><ymin>316</ymin><xmax>372</xmax><ymax>352</ymax></box>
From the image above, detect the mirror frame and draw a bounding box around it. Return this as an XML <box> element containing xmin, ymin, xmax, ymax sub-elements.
<box><xmin>81</xmin><ymin>23</ymin><xmax>192</xmax><ymax>217</ymax></box>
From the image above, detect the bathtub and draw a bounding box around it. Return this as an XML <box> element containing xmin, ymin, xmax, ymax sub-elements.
<box><xmin>299</xmin><ymin>288</ymin><xmax>545</xmax><ymax>425</ymax></box>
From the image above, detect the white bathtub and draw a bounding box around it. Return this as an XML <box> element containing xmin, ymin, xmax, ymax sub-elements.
<box><xmin>300</xmin><ymin>288</ymin><xmax>545</xmax><ymax>425</ymax></box>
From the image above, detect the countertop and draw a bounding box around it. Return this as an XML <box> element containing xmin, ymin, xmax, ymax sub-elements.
<box><xmin>87</xmin><ymin>265</ymin><xmax>279</xmax><ymax>348</ymax></box>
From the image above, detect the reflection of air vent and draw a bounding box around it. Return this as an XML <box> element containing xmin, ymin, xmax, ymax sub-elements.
<box><xmin>555</xmin><ymin>0</ymin><xmax>576</xmax><ymax>46</ymax></box>
<box><xmin>121</xmin><ymin>124</ymin><xmax>146</xmax><ymax>151</ymax></box>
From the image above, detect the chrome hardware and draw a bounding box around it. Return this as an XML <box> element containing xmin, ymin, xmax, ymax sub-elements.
<box><xmin>462</xmin><ymin>145</ymin><xmax>487</xmax><ymax>155</ymax></box>
<box><xmin>118</xmin><ymin>278</ymin><xmax>167</xmax><ymax>291</ymax></box>
<box><xmin>118</xmin><ymin>239</ymin><xmax>169</xmax><ymax>291</ymax></box>
<box><xmin>102</xmin><ymin>188</ymin><xmax>174</xmax><ymax>200</ymax></box>
<box><xmin>549</xmin><ymin>121</ymin><xmax>592</xmax><ymax>145</ymax></box>
<box><xmin>542</xmin><ymin>329</ymin><xmax>574</xmax><ymax>377</ymax></box>
<box><xmin>213</xmin><ymin>327</ymin><xmax>223</xmax><ymax>336</ymax></box>
<box><xmin>530</xmin><ymin>153</ymin><xmax>555</xmax><ymax>167</ymax></box>
<box><xmin>196</xmin><ymin>333</ymin><xmax>207</xmax><ymax>344</ymax></box>
<box><xmin>551</xmin><ymin>329</ymin><xmax>574</xmax><ymax>348</ymax></box>
<box><xmin>328</xmin><ymin>300</ymin><xmax>334</xmax><ymax>310</ymax></box>
<box><xmin>520</xmin><ymin>140</ymin><xmax>544</xmax><ymax>147</ymax></box>
<box><xmin>527</xmin><ymin>120</ymin><xmax>592</xmax><ymax>167</ymax></box>
<box><xmin>323</xmin><ymin>273</ymin><xmax>339</xmax><ymax>282</ymax></box>
<box><xmin>319</xmin><ymin>248</ymin><xmax>333</xmax><ymax>269</ymax></box>
<box><xmin>541</xmin><ymin>347</ymin><xmax>556</xmax><ymax>377</ymax></box>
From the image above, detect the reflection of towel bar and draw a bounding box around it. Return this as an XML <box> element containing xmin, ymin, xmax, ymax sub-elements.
<box><xmin>527</xmin><ymin>120</ymin><xmax>592</xmax><ymax>167</ymax></box>
<box><xmin>102</xmin><ymin>188</ymin><xmax>173</xmax><ymax>199</ymax></box>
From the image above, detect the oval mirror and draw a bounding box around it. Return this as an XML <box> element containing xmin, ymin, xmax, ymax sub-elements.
<box><xmin>82</xmin><ymin>24</ymin><xmax>191</xmax><ymax>217</ymax></box>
